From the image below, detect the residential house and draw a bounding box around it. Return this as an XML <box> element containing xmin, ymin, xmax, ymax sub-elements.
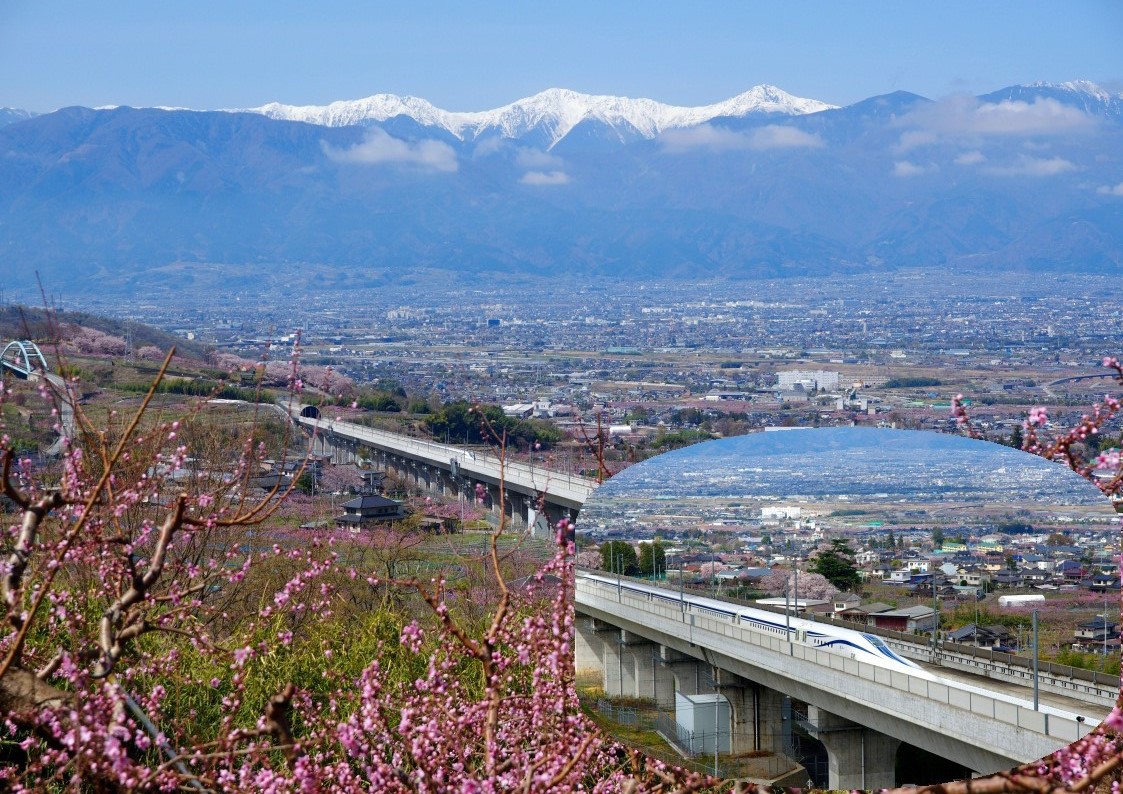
<box><xmin>837</xmin><ymin>602</ymin><xmax>893</xmax><ymax>623</ymax></box>
<box><xmin>1073</xmin><ymin>617</ymin><xmax>1120</xmax><ymax>654</ymax></box>
<box><xmin>869</xmin><ymin>605</ymin><xmax>937</xmax><ymax>634</ymax></box>
<box><xmin>334</xmin><ymin>495</ymin><xmax>408</xmax><ymax>528</ymax></box>
<box><xmin>948</xmin><ymin>623</ymin><xmax>1016</xmax><ymax>649</ymax></box>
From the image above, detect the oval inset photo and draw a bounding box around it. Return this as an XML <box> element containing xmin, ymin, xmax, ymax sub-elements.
<box><xmin>573</xmin><ymin>427</ymin><xmax>1119</xmax><ymax>790</ymax></box>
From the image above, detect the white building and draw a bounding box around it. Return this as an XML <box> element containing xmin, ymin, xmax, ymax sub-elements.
<box><xmin>761</xmin><ymin>506</ymin><xmax>801</xmax><ymax>521</ymax></box>
<box><xmin>777</xmin><ymin>369</ymin><xmax>840</xmax><ymax>392</ymax></box>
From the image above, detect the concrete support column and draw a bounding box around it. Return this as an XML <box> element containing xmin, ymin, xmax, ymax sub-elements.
<box><xmin>714</xmin><ymin>669</ymin><xmax>786</xmax><ymax>754</ymax></box>
<box><xmin>622</xmin><ymin>633</ymin><xmax>654</xmax><ymax>700</ymax></box>
<box><xmin>645</xmin><ymin>646</ymin><xmax>677</xmax><ymax>708</ymax></box>
<box><xmin>617</xmin><ymin>632</ymin><xmax>637</xmax><ymax>696</ymax></box>
<box><xmin>808</xmin><ymin>706</ymin><xmax>900</xmax><ymax>791</ymax></box>
<box><xmin>574</xmin><ymin>618</ymin><xmax>605</xmax><ymax>680</ymax></box>
<box><xmin>602</xmin><ymin>636</ymin><xmax>623</xmax><ymax>697</ymax></box>
<box><xmin>592</xmin><ymin>621</ymin><xmax>622</xmax><ymax>696</ymax></box>
<box><xmin>665</xmin><ymin>652</ymin><xmax>704</xmax><ymax>697</ymax></box>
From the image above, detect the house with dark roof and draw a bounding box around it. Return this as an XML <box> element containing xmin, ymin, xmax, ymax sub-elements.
<box><xmin>1073</xmin><ymin>617</ymin><xmax>1120</xmax><ymax>654</ymax></box>
<box><xmin>947</xmin><ymin>623</ymin><xmax>1014</xmax><ymax>649</ymax></box>
<box><xmin>334</xmin><ymin>495</ymin><xmax>407</xmax><ymax>528</ymax></box>
<box><xmin>993</xmin><ymin>570</ymin><xmax>1024</xmax><ymax>589</ymax></box>
<box><xmin>1090</xmin><ymin>574</ymin><xmax>1121</xmax><ymax>592</ymax></box>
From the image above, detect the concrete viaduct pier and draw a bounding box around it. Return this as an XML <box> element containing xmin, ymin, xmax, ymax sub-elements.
<box><xmin>297</xmin><ymin>416</ymin><xmax>597</xmax><ymax>533</ymax></box>
<box><xmin>576</xmin><ymin>573</ymin><xmax>1096</xmax><ymax>790</ymax></box>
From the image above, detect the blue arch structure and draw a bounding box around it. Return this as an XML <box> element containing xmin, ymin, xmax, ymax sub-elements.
<box><xmin>0</xmin><ymin>340</ymin><xmax>50</xmax><ymax>378</ymax></box>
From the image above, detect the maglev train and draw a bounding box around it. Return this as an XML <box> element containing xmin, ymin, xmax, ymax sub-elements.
<box><xmin>580</xmin><ymin>571</ymin><xmax>932</xmax><ymax>677</ymax></box>
<box><xmin>578</xmin><ymin>571</ymin><xmax>1100</xmax><ymax>727</ymax></box>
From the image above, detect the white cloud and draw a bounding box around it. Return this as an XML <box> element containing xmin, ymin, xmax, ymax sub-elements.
<box><xmin>954</xmin><ymin>150</ymin><xmax>986</xmax><ymax>166</ymax></box>
<box><xmin>322</xmin><ymin>129</ymin><xmax>458</xmax><ymax>172</ymax></box>
<box><xmin>895</xmin><ymin>95</ymin><xmax>1097</xmax><ymax>150</ymax></box>
<box><xmin>520</xmin><ymin>170</ymin><xmax>570</xmax><ymax>186</ymax></box>
<box><xmin>472</xmin><ymin>137</ymin><xmax>505</xmax><ymax>157</ymax></box>
<box><xmin>660</xmin><ymin>123</ymin><xmax>823</xmax><ymax>153</ymax></box>
<box><xmin>1096</xmin><ymin>181</ymin><xmax>1123</xmax><ymax>196</ymax></box>
<box><xmin>984</xmin><ymin>155</ymin><xmax>1077</xmax><ymax>177</ymax></box>
<box><xmin>747</xmin><ymin>125</ymin><xmax>825</xmax><ymax>150</ymax></box>
<box><xmin>892</xmin><ymin>160</ymin><xmax>937</xmax><ymax>177</ymax></box>
<box><xmin>515</xmin><ymin>147</ymin><xmax>563</xmax><ymax>170</ymax></box>
<box><xmin>894</xmin><ymin>130</ymin><xmax>938</xmax><ymax>152</ymax></box>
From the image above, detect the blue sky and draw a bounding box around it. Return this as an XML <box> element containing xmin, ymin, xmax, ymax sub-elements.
<box><xmin>3</xmin><ymin>1</ymin><xmax>1122</xmax><ymax>113</ymax></box>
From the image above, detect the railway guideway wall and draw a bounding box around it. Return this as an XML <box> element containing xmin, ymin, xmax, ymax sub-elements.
<box><xmin>577</xmin><ymin>577</ymin><xmax>1089</xmax><ymax>788</ymax></box>
<box><xmin>603</xmin><ymin>574</ymin><xmax>1115</xmax><ymax>709</ymax></box>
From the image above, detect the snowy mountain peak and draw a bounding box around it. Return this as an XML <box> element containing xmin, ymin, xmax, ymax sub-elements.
<box><xmin>0</xmin><ymin>107</ymin><xmax>37</xmax><ymax>127</ymax></box>
<box><xmin>1027</xmin><ymin>80</ymin><xmax>1123</xmax><ymax>102</ymax></box>
<box><xmin>237</xmin><ymin>86</ymin><xmax>836</xmax><ymax>147</ymax></box>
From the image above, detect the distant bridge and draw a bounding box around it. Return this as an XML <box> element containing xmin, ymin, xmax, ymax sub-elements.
<box><xmin>296</xmin><ymin>414</ymin><xmax>598</xmax><ymax>533</ymax></box>
<box><xmin>1</xmin><ymin>340</ymin><xmax>74</xmax><ymax>455</ymax></box>
<box><xmin>1043</xmin><ymin>372</ymin><xmax>1119</xmax><ymax>398</ymax></box>
<box><xmin>0</xmin><ymin>340</ymin><xmax>49</xmax><ymax>378</ymax></box>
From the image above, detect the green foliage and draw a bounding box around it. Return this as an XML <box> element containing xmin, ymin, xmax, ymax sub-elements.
<box><xmin>1055</xmin><ymin>649</ymin><xmax>1121</xmax><ymax>675</ymax></box>
<box><xmin>600</xmin><ymin>541</ymin><xmax>638</xmax><ymax>576</ymax></box>
<box><xmin>881</xmin><ymin>377</ymin><xmax>942</xmax><ymax>388</ymax></box>
<box><xmin>624</xmin><ymin>406</ymin><xmax>649</xmax><ymax>423</ymax></box>
<box><xmin>931</xmin><ymin>527</ymin><xmax>945</xmax><ymax>548</ymax></box>
<box><xmin>669</xmin><ymin>408</ymin><xmax>704</xmax><ymax>426</ymax></box>
<box><xmin>947</xmin><ymin>605</ymin><xmax>1031</xmax><ymax>631</ymax></box>
<box><xmin>809</xmin><ymin>539</ymin><xmax>861</xmax><ymax>592</ymax></box>
<box><xmin>652</xmin><ymin>429</ymin><xmax>715</xmax><ymax>450</ymax></box>
<box><xmin>136</xmin><ymin>610</ymin><xmax>460</xmax><ymax>742</ymax></box>
<box><xmin>373</xmin><ymin>379</ymin><xmax>407</xmax><ymax>398</ymax></box>
<box><xmin>424</xmin><ymin>401</ymin><xmax>562</xmax><ymax>450</ymax></box>
<box><xmin>120</xmin><ymin>377</ymin><xmax>276</xmax><ymax>404</ymax></box>
<box><xmin>1007</xmin><ymin>424</ymin><xmax>1024</xmax><ymax>449</ymax></box>
<box><xmin>354</xmin><ymin>393</ymin><xmax>402</xmax><ymax>412</ymax></box>
<box><xmin>637</xmin><ymin>541</ymin><xmax>666</xmax><ymax>577</ymax></box>
<box><xmin>330</xmin><ymin>390</ymin><xmax>404</xmax><ymax>412</ymax></box>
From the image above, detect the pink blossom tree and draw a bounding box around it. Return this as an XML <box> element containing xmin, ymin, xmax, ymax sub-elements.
<box><xmin>760</xmin><ymin>569</ymin><xmax>839</xmax><ymax>601</ymax></box>
<box><xmin>576</xmin><ymin>550</ymin><xmax>603</xmax><ymax>569</ymax></box>
<box><xmin>0</xmin><ymin>358</ymin><xmax>711</xmax><ymax>792</ymax></box>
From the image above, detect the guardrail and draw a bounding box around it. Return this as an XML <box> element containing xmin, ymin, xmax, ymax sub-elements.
<box><xmin>299</xmin><ymin>416</ymin><xmax>598</xmax><ymax>506</ymax></box>
<box><xmin>585</xmin><ymin>571</ymin><xmax>1117</xmax><ymax>705</ymax></box>
<box><xmin>576</xmin><ymin>575</ymin><xmax>1097</xmax><ymax>749</ymax></box>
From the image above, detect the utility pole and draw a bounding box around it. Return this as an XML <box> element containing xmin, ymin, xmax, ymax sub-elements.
<box><xmin>1104</xmin><ymin>592</ymin><xmax>1109</xmax><ymax>669</ymax></box>
<box><xmin>1032</xmin><ymin>609</ymin><xmax>1040</xmax><ymax>711</ymax></box>
<box><xmin>785</xmin><ymin>579</ymin><xmax>793</xmax><ymax>654</ymax></box>
<box><xmin>974</xmin><ymin>586</ymin><xmax>979</xmax><ymax>646</ymax></box>
<box><xmin>679</xmin><ymin>556</ymin><xmax>685</xmax><ymax>611</ymax></box>
<box><xmin>932</xmin><ymin>575</ymin><xmax>939</xmax><ymax>653</ymax></box>
<box><xmin>792</xmin><ymin>553</ymin><xmax>798</xmax><ymax>618</ymax></box>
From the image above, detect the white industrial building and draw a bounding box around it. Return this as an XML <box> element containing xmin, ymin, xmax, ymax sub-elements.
<box><xmin>776</xmin><ymin>369</ymin><xmax>840</xmax><ymax>392</ymax></box>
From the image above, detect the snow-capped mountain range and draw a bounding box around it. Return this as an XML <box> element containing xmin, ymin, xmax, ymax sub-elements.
<box><xmin>0</xmin><ymin>80</ymin><xmax>1120</xmax><ymax>293</ymax></box>
<box><xmin>240</xmin><ymin>85</ymin><xmax>835</xmax><ymax>147</ymax></box>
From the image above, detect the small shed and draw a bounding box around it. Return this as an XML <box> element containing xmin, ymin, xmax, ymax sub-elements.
<box><xmin>674</xmin><ymin>692</ymin><xmax>730</xmax><ymax>755</ymax></box>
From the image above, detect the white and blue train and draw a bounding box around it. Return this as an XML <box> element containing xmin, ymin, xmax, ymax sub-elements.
<box><xmin>580</xmin><ymin>571</ymin><xmax>932</xmax><ymax>677</ymax></box>
<box><xmin>579</xmin><ymin>571</ymin><xmax>1102</xmax><ymax>728</ymax></box>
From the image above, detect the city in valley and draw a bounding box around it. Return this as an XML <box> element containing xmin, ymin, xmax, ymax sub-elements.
<box><xmin>3</xmin><ymin>9</ymin><xmax>1122</xmax><ymax>787</ymax></box>
<box><xmin>10</xmin><ymin>265</ymin><xmax>1120</xmax><ymax>661</ymax></box>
